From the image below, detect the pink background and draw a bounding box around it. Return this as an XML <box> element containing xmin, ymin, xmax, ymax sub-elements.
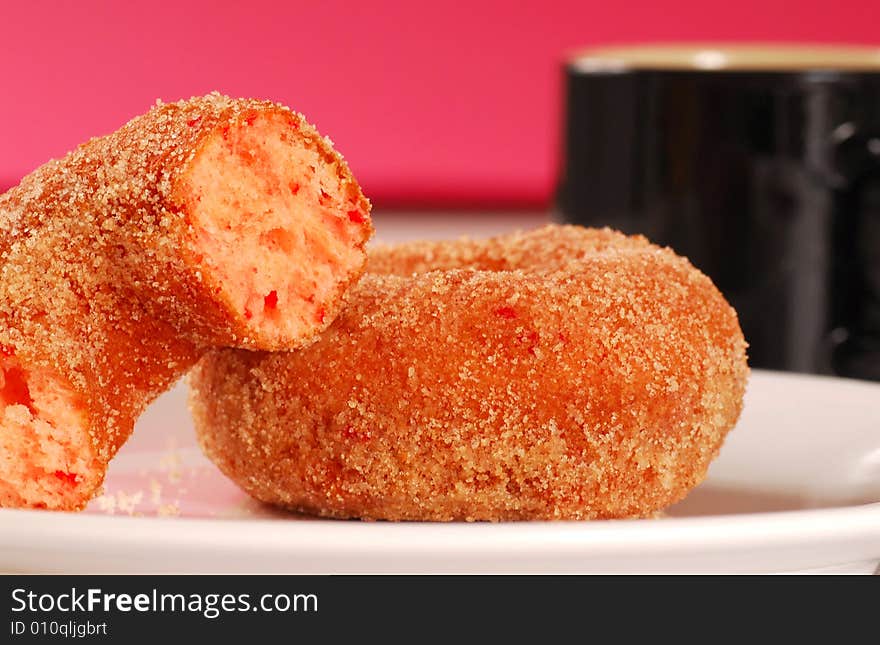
<box><xmin>2</xmin><ymin>1</ymin><xmax>878</xmax><ymax>206</ymax></box>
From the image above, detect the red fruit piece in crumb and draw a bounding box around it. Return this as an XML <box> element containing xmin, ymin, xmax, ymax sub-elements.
<box><xmin>1</xmin><ymin>366</ymin><xmax>34</xmax><ymax>411</ymax></box>
<box><xmin>347</xmin><ymin>210</ymin><xmax>366</xmax><ymax>224</ymax></box>
<box><xmin>54</xmin><ymin>471</ymin><xmax>78</xmax><ymax>485</ymax></box>
<box><xmin>316</xmin><ymin>307</ymin><xmax>326</xmax><ymax>324</ymax></box>
<box><xmin>264</xmin><ymin>291</ymin><xmax>278</xmax><ymax>310</ymax></box>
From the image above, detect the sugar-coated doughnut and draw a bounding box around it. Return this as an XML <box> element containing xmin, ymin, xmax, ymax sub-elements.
<box><xmin>0</xmin><ymin>93</ymin><xmax>372</xmax><ymax>510</ymax></box>
<box><xmin>190</xmin><ymin>225</ymin><xmax>748</xmax><ymax>521</ymax></box>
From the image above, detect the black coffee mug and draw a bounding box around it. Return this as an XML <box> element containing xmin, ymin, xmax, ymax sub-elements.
<box><xmin>557</xmin><ymin>44</ymin><xmax>880</xmax><ymax>380</ymax></box>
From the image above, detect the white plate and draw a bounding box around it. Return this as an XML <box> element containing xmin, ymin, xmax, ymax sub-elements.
<box><xmin>1</xmin><ymin>370</ymin><xmax>878</xmax><ymax>574</ymax></box>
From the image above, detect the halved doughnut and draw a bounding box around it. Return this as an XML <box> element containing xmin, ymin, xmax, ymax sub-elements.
<box><xmin>0</xmin><ymin>93</ymin><xmax>372</xmax><ymax>509</ymax></box>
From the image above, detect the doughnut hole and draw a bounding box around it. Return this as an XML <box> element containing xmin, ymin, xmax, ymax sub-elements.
<box><xmin>184</xmin><ymin>111</ymin><xmax>370</xmax><ymax>347</ymax></box>
<box><xmin>0</xmin><ymin>352</ymin><xmax>95</xmax><ymax>510</ymax></box>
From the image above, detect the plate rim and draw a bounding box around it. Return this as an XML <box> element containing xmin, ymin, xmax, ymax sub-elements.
<box><xmin>2</xmin><ymin>369</ymin><xmax>879</xmax><ymax>572</ymax></box>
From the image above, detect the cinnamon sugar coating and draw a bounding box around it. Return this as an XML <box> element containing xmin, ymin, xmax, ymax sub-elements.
<box><xmin>191</xmin><ymin>225</ymin><xmax>748</xmax><ymax>521</ymax></box>
<box><xmin>0</xmin><ymin>93</ymin><xmax>372</xmax><ymax>510</ymax></box>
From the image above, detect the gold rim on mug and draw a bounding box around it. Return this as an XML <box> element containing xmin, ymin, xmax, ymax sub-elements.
<box><xmin>570</xmin><ymin>43</ymin><xmax>880</xmax><ymax>72</ymax></box>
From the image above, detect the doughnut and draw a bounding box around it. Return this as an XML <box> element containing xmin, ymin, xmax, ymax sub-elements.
<box><xmin>0</xmin><ymin>93</ymin><xmax>372</xmax><ymax>510</ymax></box>
<box><xmin>190</xmin><ymin>225</ymin><xmax>748</xmax><ymax>521</ymax></box>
